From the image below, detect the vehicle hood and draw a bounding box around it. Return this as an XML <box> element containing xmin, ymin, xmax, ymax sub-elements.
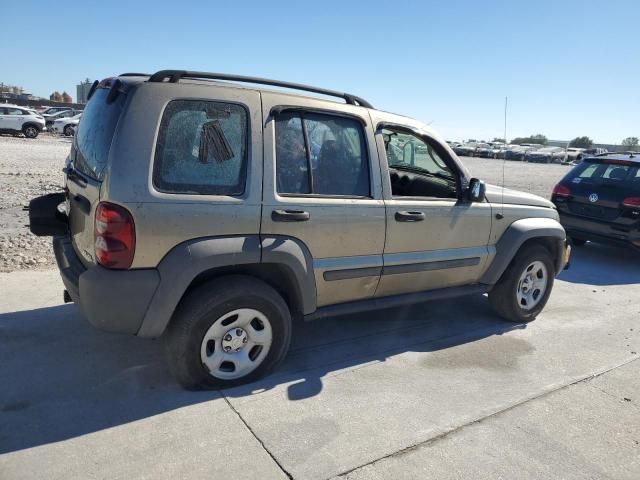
<box><xmin>485</xmin><ymin>183</ymin><xmax>554</xmax><ymax>208</ymax></box>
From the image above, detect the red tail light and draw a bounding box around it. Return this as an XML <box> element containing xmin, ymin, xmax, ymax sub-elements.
<box><xmin>95</xmin><ymin>202</ymin><xmax>135</xmax><ymax>269</ymax></box>
<box><xmin>623</xmin><ymin>197</ymin><xmax>640</xmax><ymax>208</ymax></box>
<box><xmin>552</xmin><ymin>184</ymin><xmax>571</xmax><ymax>198</ymax></box>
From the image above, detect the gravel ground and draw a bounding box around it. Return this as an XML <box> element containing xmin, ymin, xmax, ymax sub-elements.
<box><xmin>0</xmin><ymin>134</ymin><xmax>70</xmax><ymax>272</ymax></box>
<box><xmin>0</xmin><ymin>137</ymin><xmax>572</xmax><ymax>273</ymax></box>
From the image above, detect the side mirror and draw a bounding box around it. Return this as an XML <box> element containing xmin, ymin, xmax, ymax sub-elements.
<box><xmin>468</xmin><ymin>178</ymin><xmax>486</xmax><ymax>202</ymax></box>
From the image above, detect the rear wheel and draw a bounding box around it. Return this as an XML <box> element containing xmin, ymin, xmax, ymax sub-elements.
<box><xmin>22</xmin><ymin>125</ymin><xmax>39</xmax><ymax>139</ymax></box>
<box><xmin>488</xmin><ymin>244</ymin><xmax>555</xmax><ymax>323</ymax></box>
<box><xmin>165</xmin><ymin>275</ymin><xmax>292</xmax><ymax>389</ymax></box>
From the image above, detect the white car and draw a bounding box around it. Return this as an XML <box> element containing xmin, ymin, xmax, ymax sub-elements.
<box><xmin>51</xmin><ymin>113</ymin><xmax>81</xmax><ymax>136</ymax></box>
<box><xmin>43</xmin><ymin>109</ymin><xmax>81</xmax><ymax>130</ymax></box>
<box><xmin>0</xmin><ymin>105</ymin><xmax>45</xmax><ymax>138</ymax></box>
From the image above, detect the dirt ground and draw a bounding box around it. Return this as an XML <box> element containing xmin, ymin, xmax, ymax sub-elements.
<box><xmin>0</xmin><ymin>135</ymin><xmax>571</xmax><ymax>272</ymax></box>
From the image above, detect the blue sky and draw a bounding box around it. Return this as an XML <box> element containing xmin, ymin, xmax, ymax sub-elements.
<box><xmin>2</xmin><ymin>0</ymin><xmax>638</xmax><ymax>144</ymax></box>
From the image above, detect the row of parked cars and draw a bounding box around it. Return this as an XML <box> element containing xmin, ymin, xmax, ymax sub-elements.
<box><xmin>450</xmin><ymin>141</ymin><xmax>608</xmax><ymax>164</ymax></box>
<box><xmin>0</xmin><ymin>104</ymin><xmax>82</xmax><ymax>138</ymax></box>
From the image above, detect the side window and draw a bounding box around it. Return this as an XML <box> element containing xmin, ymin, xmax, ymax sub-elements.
<box><xmin>7</xmin><ymin>108</ymin><xmax>23</xmax><ymax>115</ymax></box>
<box><xmin>154</xmin><ymin>100</ymin><xmax>248</xmax><ymax>195</ymax></box>
<box><xmin>382</xmin><ymin>128</ymin><xmax>458</xmax><ymax>199</ymax></box>
<box><xmin>275</xmin><ymin>111</ymin><xmax>370</xmax><ymax>197</ymax></box>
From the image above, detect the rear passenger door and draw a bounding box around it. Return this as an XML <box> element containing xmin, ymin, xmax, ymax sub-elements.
<box><xmin>261</xmin><ymin>92</ymin><xmax>385</xmax><ymax>308</ymax></box>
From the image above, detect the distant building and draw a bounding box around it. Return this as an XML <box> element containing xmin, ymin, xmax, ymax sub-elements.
<box><xmin>76</xmin><ymin>78</ymin><xmax>93</xmax><ymax>104</ymax></box>
<box><xmin>0</xmin><ymin>83</ymin><xmax>39</xmax><ymax>102</ymax></box>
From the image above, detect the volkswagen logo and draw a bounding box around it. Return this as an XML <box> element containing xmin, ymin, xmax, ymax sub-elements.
<box><xmin>589</xmin><ymin>193</ymin><xmax>599</xmax><ymax>203</ymax></box>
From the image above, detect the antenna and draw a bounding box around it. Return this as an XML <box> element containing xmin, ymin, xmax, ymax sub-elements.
<box><xmin>501</xmin><ymin>96</ymin><xmax>508</xmax><ymax>217</ymax></box>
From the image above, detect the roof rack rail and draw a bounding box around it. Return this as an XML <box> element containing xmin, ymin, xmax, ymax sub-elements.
<box><xmin>147</xmin><ymin>70</ymin><xmax>373</xmax><ymax>109</ymax></box>
<box><xmin>119</xmin><ymin>72</ymin><xmax>150</xmax><ymax>77</ymax></box>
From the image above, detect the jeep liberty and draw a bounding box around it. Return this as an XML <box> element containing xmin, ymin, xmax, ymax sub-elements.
<box><xmin>29</xmin><ymin>70</ymin><xmax>570</xmax><ymax>389</ymax></box>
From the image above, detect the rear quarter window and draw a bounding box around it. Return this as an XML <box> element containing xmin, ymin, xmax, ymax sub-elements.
<box><xmin>74</xmin><ymin>88</ymin><xmax>125</xmax><ymax>180</ymax></box>
<box><xmin>153</xmin><ymin>100</ymin><xmax>248</xmax><ymax>196</ymax></box>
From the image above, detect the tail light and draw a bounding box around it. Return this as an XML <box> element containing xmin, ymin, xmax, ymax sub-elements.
<box><xmin>552</xmin><ymin>184</ymin><xmax>571</xmax><ymax>198</ymax></box>
<box><xmin>622</xmin><ymin>197</ymin><xmax>640</xmax><ymax>208</ymax></box>
<box><xmin>95</xmin><ymin>202</ymin><xmax>135</xmax><ymax>269</ymax></box>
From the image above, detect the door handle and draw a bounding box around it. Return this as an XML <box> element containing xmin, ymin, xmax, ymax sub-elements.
<box><xmin>395</xmin><ymin>211</ymin><xmax>425</xmax><ymax>222</ymax></box>
<box><xmin>272</xmin><ymin>209</ymin><xmax>310</xmax><ymax>222</ymax></box>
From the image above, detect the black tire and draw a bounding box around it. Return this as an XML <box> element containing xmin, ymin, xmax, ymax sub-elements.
<box><xmin>570</xmin><ymin>236</ymin><xmax>587</xmax><ymax>246</ymax></box>
<box><xmin>22</xmin><ymin>124</ymin><xmax>39</xmax><ymax>139</ymax></box>
<box><xmin>488</xmin><ymin>244</ymin><xmax>555</xmax><ymax>323</ymax></box>
<box><xmin>63</xmin><ymin>125</ymin><xmax>73</xmax><ymax>136</ymax></box>
<box><xmin>164</xmin><ymin>275</ymin><xmax>292</xmax><ymax>390</ymax></box>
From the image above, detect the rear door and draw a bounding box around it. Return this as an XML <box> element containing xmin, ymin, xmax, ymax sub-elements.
<box><xmin>260</xmin><ymin>92</ymin><xmax>385</xmax><ymax>307</ymax></box>
<box><xmin>66</xmin><ymin>84</ymin><xmax>126</xmax><ymax>266</ymax></box>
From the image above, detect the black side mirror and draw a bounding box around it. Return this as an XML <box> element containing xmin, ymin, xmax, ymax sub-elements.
<box><xmin>468</xmin><ymin>178</ymin><xmax>486</xmax><ymax>202</ymax></box>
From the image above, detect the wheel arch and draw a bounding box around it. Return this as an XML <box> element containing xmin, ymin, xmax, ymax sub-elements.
<box><xmin>482</xmin><ymin>217</ymin><xmax>566</xmax><ymax>285</ymax></box>
<box><xmin>136</xmin><ymin>235</ymin><xmax>316</xmax><ymax>338</ymax></box>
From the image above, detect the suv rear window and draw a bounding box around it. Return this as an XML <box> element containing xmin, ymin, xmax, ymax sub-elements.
<box><xmin>74</xmin><ymin>88</ymin><xmax>125</xmax><ymax>180</ymax></box>
<box><xmin>154</xmin><ymin>100</ymin><xmax>248</xmax><ymax>196</ymax></box>
<box><xmin>570</xmin><ymin>160</ymin><xmax>639</xmax><ymax>187</ymax></box>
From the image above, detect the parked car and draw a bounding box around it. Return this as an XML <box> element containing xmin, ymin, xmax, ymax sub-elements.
<box><xmin>51</xmin><ymin>113</ymin><xmax>81</xmax><ymax>136</ymax></box>
<box><xmin>0</xmin><ymin>104</ymin><xmax>45</xmax><ymax>138</ymax></box>
<box><xmin>39</xmin><ymin>106</ymin><xmax>73</xmax><ymax>116</ymax></box>
<box><xmin>490</xmin><ymin>143</ymin><xmax>508</xmax><ymax>159</ymax></box>
<box><xmin>582</xmin><ymin>148</ymin><xmax>608</xmax><ymax>157</ymax></box>
<box><xmin>564</xmin><ymin>147</ymin><xmax>585</xmax><ymax>164</ymax></box>
<box><xmin>29</xmin><ymin>70</ymin><xmax>570</xmax><ymax>389</ymax></box>
<box><xmin>43</xmin><ymin>109</ymin><xmax>82</xmax><ymax>129</ymax></box>
<box><xmin>453</xmin><ymin>142</ymin><xmax>477</xmax><ymax>157</ymax></box>
<box><xmin>551</xmin><ymin>152</ymin><xmax>640</xmax><ymax>248</ymax></box>
<box><xmin>474</xmin><ymin>143</ymin><xmax>494</xmax><ymax>158</ymax></box>
<box><xmin>525</xmin><ymin>146</ymin><xmax>565</xmax><ymax>164</ymax></box>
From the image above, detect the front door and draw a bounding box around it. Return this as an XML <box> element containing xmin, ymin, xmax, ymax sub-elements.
<box><xmin>373</xmin><ymin>121</ymin><xmax>493</xmax><ymax>297</ymax></box>
<box><xmin>260</xmin><ymin>92</ymin><xmax>386</xmax><ymax>308</ymax></box>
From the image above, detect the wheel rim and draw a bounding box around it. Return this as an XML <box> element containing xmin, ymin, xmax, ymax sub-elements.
<box><xmin>200</xmin><ymin>308</ymin><xmax>273</xmax><ymax>380</ymax></box>
<box><xmin>65</xmin><ymin>126</ymin><xmax>71</xmax><ymax>135</ymax></box>
<box><xmin>25</xmin><ymin>127</ymin><xmax>37</xmax><ymax>137</ymax></box>
<box><xmin>516</xmin><ymin>261</ymin><xmax>548</xmax><ymax>310</ymax></box>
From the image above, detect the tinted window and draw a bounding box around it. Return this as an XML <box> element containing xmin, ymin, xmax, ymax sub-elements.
<box><xmin>570</xmin><ymin>161</ymin><xmax>638</xmax><ymax>186</ymax></box>
<box><xmin>275</xmin><ymin>112</ymin><xmax>370</xmax><ymax>197</ymax></box>
<box><xmin>74</xmin><ymin>88</ymin><xmax>124</xmax><ymax>180</ymax></box>
<box><xmin>154</xmin><ymin>100</ymin><xmax>248</xmax><ymax>195</ymax></box>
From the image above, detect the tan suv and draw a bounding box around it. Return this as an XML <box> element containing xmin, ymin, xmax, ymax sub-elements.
<box><xmin>30</xmin><ymin>70</ymin><xmax>570</xmax><ymax>389</ymax></box>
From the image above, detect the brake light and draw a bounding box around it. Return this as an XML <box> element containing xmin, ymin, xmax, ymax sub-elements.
<box><xmin>94</xmin><ymin>202</ymin><xmax>135</xmax><ymax>269</ymax></box>
<box><xmin>552</xmin><ymin>184</ymin><xmax>571</xmax><ymax>198</ymax></box>
<box><xmin>622</xmin><ymin>197</ymin><xmax>640</xmax><ymax>208</ymax></box>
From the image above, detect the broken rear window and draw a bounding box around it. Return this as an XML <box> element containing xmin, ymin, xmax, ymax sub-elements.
<box><xmin>153</xmin><ymin>100</ymin><xmax>248</xmax><ymax>195</ymax></box>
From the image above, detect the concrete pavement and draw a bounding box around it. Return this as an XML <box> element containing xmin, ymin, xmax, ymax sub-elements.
<box><xmin>1</xmin><ymin>243</ymin><xmax>639</xmax><ymax>479</ymax></box>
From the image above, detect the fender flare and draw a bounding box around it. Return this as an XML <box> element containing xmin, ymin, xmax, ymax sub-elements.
<box><xmin>481</xmin><ymin>217</ymin><xmax>566</xmax><ymax>285</ymax></box>
<box><xmin>137</xmin><ymin>234</ymin><xmax>316</xmax><ymax>338</ymax></box>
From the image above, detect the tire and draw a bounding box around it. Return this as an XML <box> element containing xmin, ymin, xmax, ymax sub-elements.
<box><xmin>164</xmin><ymin>275</ymin><xmax>292</xmax><ymax>390</ymax></box>
<box><xmin>488</xmin><ymin>244</ymin><xmax>555</xmax><ymax>323</ymax></box>
<box><xmin>22</xmin><ymin>125</ymin><xmax>39</xmax><ymax>139</ymax></box>
<box><xmin>63</xmin><ymin>125</ymin><xmax>73</xmax><ymax>136</ymax></box>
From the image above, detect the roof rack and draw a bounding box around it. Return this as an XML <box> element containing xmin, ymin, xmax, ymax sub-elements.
<box><xmin>119</xmin><ymin>72</ymin><xmax>150</xmax><ymax>77</ymax></box>
<box><xmin>147</xmin><ymin>70</ymin><xmax>373</xmax><ymax>109</ymax></box>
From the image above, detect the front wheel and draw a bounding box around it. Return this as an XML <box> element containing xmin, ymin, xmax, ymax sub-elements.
<box><xmin>63</xmin><ymin>125</ymin><xmax>74</xmax><ymax>136</ymax></box>
<box><xmin>488</xmin><ymin>244</ymin><xmax>555</xmax><ymax>323</ymax></box>
<box><xmin>165</xmin><ymin>275</ymin><xmax>292</xmax><ymax>389</ymax></box>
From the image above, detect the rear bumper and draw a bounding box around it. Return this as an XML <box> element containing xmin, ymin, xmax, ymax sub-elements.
<box><xmin>559</xmin><ymin>213</ymin><xmax>640</xmax><ymax>248</ymax></box>
<box><xmin>53</xmin><ymin>236</ymin><xmax>161</xmax><ymax>335</ymax></box>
